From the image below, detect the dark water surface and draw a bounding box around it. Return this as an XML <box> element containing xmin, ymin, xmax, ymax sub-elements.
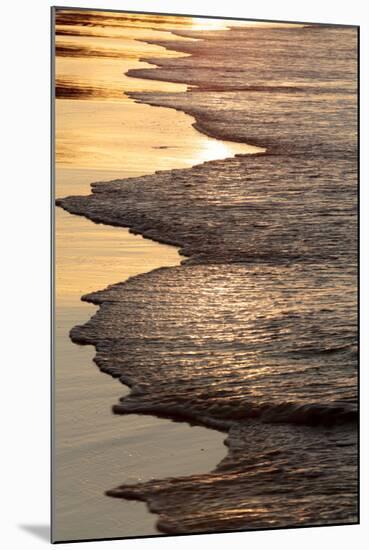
<box><xmin>57</xmin><ymin>13</ymin><xmax>358</xmax><ymax>535</ymax></box>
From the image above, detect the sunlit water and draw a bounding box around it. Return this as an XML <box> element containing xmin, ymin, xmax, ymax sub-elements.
<box><xmin>55</xmin><ymin>9</ymin><xmax>357</xmax><ymax>539</ymax></box>
<box><xmin>53</xmin><ymin>9</ymin><xmax>262</xmax><ymax>542</ymax></box>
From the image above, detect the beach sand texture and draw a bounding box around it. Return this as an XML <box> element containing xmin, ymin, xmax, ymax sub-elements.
<box><xmin>54</xmin><ymin>10</ymin><xmax>358</xmax><ymax>540</ymax></box>
<box><xmin>54</xmin><ymin>11</ymin><xmax>260</xmax><ymax>541</ymax></box>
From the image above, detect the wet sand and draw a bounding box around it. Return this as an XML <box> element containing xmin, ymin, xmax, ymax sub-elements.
<box><xmin>54</xmin><ymin>20</ymin><xmax>260</xmax><ymax>541</ymax></box>
<box><xmin>55</xmin><ymin>15</ymin><xmax>357</xmax><ymax>537</ymax></box>
<box><xmin>54</xmin><ymin>142</ymin><xmax>231</xmax><ymax>543</ymax></box>
<box><xmin>54</xmin><ymin>113</ymin><xmax>234</xmax><ymax>543</ymax></box>
<box><xmin>55</xmin><ymin>299</ymin><xmax>227</xmax><ymax>540</ymax></box>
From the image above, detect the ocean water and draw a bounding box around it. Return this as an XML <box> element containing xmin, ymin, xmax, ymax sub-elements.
<box><xmin>53</xmin><ymin>9</ymin><xmax>253</xmax><ymax>540</ymax></box>
<box><xmin>55</xmin><ymin>10</ymin><xmax>358</xmax><ymax>536</ymax></box>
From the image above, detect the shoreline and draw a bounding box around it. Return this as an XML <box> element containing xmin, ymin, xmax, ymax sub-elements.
<box><xmin>54</xmin><ymin>15</ymin><xmax>355</xmax><ymax>533</ymax></box>
<box><xmin>54</xmin><ymin>23</ymin><xmax>260</xmax><ymax>541</ymax></box>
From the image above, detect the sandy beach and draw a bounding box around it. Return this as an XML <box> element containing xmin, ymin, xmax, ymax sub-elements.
<box><xmin>54</xmin><ymin>16</ymin><xmax>259</xmax><ymax>541</ymax></box>
<box><xmin>54</xmin><ymin>9</ymin><xmax>357</xmax><ymax>541</ymax></box>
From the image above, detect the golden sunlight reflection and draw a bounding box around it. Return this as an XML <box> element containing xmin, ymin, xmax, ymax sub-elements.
<box><xmin>55</xmin><ymin>11</ymin><xmax>265</xmax><ymax>315</ymax></box>
<box><xmin>55</xmin><ymin>9</ymin><xmax>265</xmax><ymax>180</ymax></box>
<box><xmin>54</xmin><ymin>11</ymin><xmax>264</xmax><ymax>307</ymax></box>
<box><xmin>195</xmin><ymin>138</ymin><xmax>261</xmax><ymax>164</ymax></box>
<box><xmin>190</xmin><ymin>17</ymin><xmax>304</xmax><ymax>30</ymax></box>
<box><xmin>56</xmin><ymin>99</ymin><xmax>262</xmax><ymax>191</ymax></box>
<box><xmin>55</xmin><ymin>194</ymin><xmax>181</xmax><ymax>307</ymax></box>
<box><xmin>190</xmin><ymin>18</ymin><xmax>232</xmax><ymax>31</ymax></box>
<box><xmin>54</xmin><ymin>10</ymin><xmax>358</xmax><ymax>538</ymax></box>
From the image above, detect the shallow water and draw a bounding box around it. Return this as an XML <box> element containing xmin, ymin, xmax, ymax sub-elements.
<box><xmin>55</xmin><ymin>9</ymin><xmax>358</xmax><ymax>539</ymax></box>
<box><xmin>54</xmin><ymin>10</ymin><xmax>258</xmax><ymax>542</ymax></box>
<box><xmin>74</xmin><ymin>262</ymin><xmax>357</xmax><ymax>422</ymax></box>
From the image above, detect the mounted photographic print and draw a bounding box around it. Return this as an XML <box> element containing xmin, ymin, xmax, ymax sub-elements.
<box><xmin>51</xmin><ymin>6</ymin><xmax>359</xmax><ymax>543</ymax></box>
